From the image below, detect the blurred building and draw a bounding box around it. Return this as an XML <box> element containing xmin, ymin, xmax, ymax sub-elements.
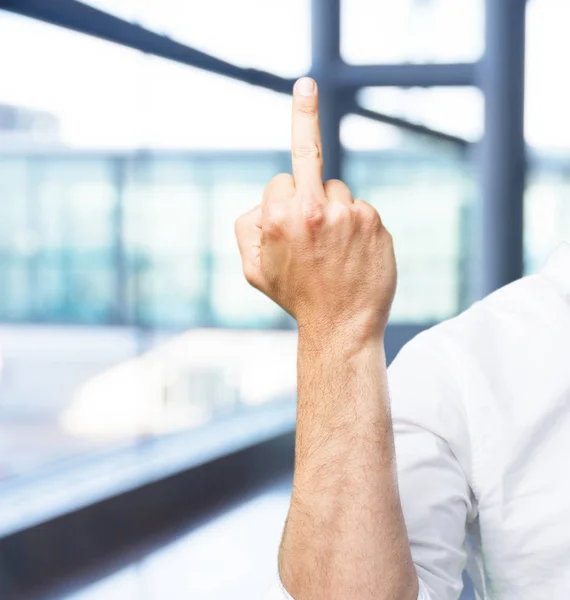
<box><xmin>0</xmin><ymin>147</ymin><xmax>470</xmax><ymax>329</ymax></box>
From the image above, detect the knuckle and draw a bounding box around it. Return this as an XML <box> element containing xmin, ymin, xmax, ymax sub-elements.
<box><xmin>368</xmin><ymin>206</ymin><xmax>382</xmax><ymax>224</ymax></box>
<box><xmin>263</xmin><ymin>202</ymin><xmax>288</xmax><ymax>235</ymax></box>
<box><xmin>329</xmin><ymin>201</ymin><xmax>352</xmax><ymax>225</ymax></box>
<box><xmin>370</xmin><ymin>213</ymin><xmax>383</xmax><ymax>233</ymax></box>
<box><xmin>292</xmin><ymin>142</ymin><xmax>321</xmax><ymax>161</ymax></box>
<box><xmin>304</xmin><ymin>208</ymin><xmax>325</xmax><ymax>227</ymax></box>
<box><xmin>358</xmin><ymin>201</ymin><xmax>382</xmax><ymax>229</ymax></box>
<box><xmin>300</xmin><ymin>192</ymin><xmax>325</xmax><ymax>225</ymax></box>
<box><xmin>235</xmin><ymin>206</ymin><xmax>261</xmax><ymax>239</ymax></box>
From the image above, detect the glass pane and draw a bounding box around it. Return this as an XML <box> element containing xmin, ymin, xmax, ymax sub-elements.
<box><xmin>84</xmin><ymin>0</ymin><xmax>311</xmax><ymax>78</ymax></box>
<box><xmin>0</xmin><ymin>159</ymin><xmax>32</xmax><ymax>321</ymax></box>
<box><xmin>525</xmin><ymin>167</ymin><xmax>570</xmax><ymax>274</ymax></box>
<box><xmin>342</xmin><ymin>0</ymin><xmax>484</xmax><ymax>65</ymax></box>
<box><xmin>358</xmin><ymin>87</ymin><xmax>484</xmax><ymax>143</ymax></box>
<box><xmin>33</xmin><ymin>159</ymin><xmax>118</xmax><ymax>323</ymax></box>
<box><xmin>526</xmin><ymin>0</ymin><xmax>570</xmax><ymax>150</ymax></box>
<box><xmin>123</xmin><ymin>157</ymin><xmax>207</xmax><ymax>328</ymax></box>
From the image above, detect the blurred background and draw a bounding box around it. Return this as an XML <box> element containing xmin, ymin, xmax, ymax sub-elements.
<box><xmin>0</xmin><ymin>0</ymin><xmax>568</xmax><ymax>598</ymax></box>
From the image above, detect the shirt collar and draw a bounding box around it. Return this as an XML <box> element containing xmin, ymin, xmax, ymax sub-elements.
<box><xmin>540</xmin><ymin>242</ymin><xmax>570</xmax><ymax>301</ymax></box>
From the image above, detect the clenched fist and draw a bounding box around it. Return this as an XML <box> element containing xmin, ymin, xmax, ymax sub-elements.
<box><xmin>235</xmin><ymin>77</ymin><xmax>397</xmax><ymax>345</ymax></box>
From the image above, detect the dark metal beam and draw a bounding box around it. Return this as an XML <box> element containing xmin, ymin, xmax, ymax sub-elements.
<box><xmin>311</xmin><ymin>0</ymin><xmax>343</xmax><ymax>181</ymax></box>
<box><xmin>1</xmin><ymin>0</ymin><xmax>480</xmax><ymax>93</ymax></box>
<box><xmin>477</xmin><ymin>0</ymin><xmax>526</xmax><ymax>297</ymax></box>
<box><xmin>0</xmin><ymin>0</ymin><xmax>294</xmax><ymax>94</ymax></box>
<box><xmin>336</xmin><ymin>62</ymin><xmax>478</xmax><ymax>89</ymax></box>
<box><xmin>351</xmin><ymin>105</ymin><xmax>470</xmax><ymax>150</ymax></box>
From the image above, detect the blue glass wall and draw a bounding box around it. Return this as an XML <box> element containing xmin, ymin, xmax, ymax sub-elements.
<box><xmin>0</xmin><ymin>149</ymin><xmax>473</xmax><ymax>328</ymax></box>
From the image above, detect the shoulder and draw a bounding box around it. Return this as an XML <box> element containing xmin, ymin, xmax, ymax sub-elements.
<box><xmin>390</xmin><ymin>272</ymin><xmax>554</xmax><ymax>388</ymax></box>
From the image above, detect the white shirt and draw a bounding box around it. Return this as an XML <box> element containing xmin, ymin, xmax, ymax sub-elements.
<box><xmin>269</xmin><ymin>242</ymin><xmax>570</xmax><ymax>600</ymax></box>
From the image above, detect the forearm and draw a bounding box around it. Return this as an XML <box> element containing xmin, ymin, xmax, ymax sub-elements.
<box><xmin>278</xmin><ymin>332</ymin><xmax>418</xmax><ymax>600</ymax></box>
<box><xmin>235</xmin><ymin>75</ymin><xmax>408</xmax><ymax>600</ymax></box>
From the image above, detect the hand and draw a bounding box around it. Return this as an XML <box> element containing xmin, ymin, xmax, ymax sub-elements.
<box><xmin>235</xmin><ymin>77</ymin><xmax>397</xmax><ymax>345</ymax></box>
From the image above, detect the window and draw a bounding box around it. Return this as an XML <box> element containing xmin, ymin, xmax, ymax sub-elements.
<box><xmin>0</xmin><ymin>0</ymin><xmax>475</xmax><ymax>533</ymax></box>
<box><xmin>342</xmin><ymin>0</ymin><xmax>484</xmax><ymax>65</ymax></box>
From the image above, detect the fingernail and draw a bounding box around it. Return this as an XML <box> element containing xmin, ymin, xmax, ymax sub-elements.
<box><xmin>295</xmin><ymin>77</ymin><xmax>315</xmax><ymax>97</ymax></box>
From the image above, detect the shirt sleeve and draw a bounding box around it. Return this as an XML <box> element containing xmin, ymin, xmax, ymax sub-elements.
<box><xmin>267</xmin><ymin>331</ymin><xmax>475</xmax><ymax>600</ymax></box>
<box><xmin>389</xmin><ymin>332</ymin><xmax>476</xmax><ymax>600</ymax></box>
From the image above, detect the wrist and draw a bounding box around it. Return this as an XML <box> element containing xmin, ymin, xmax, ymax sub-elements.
<box><xmin>297</xmin><ymin>314</ymin><xmax>386</xmax><ymax>358</ymax></box>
